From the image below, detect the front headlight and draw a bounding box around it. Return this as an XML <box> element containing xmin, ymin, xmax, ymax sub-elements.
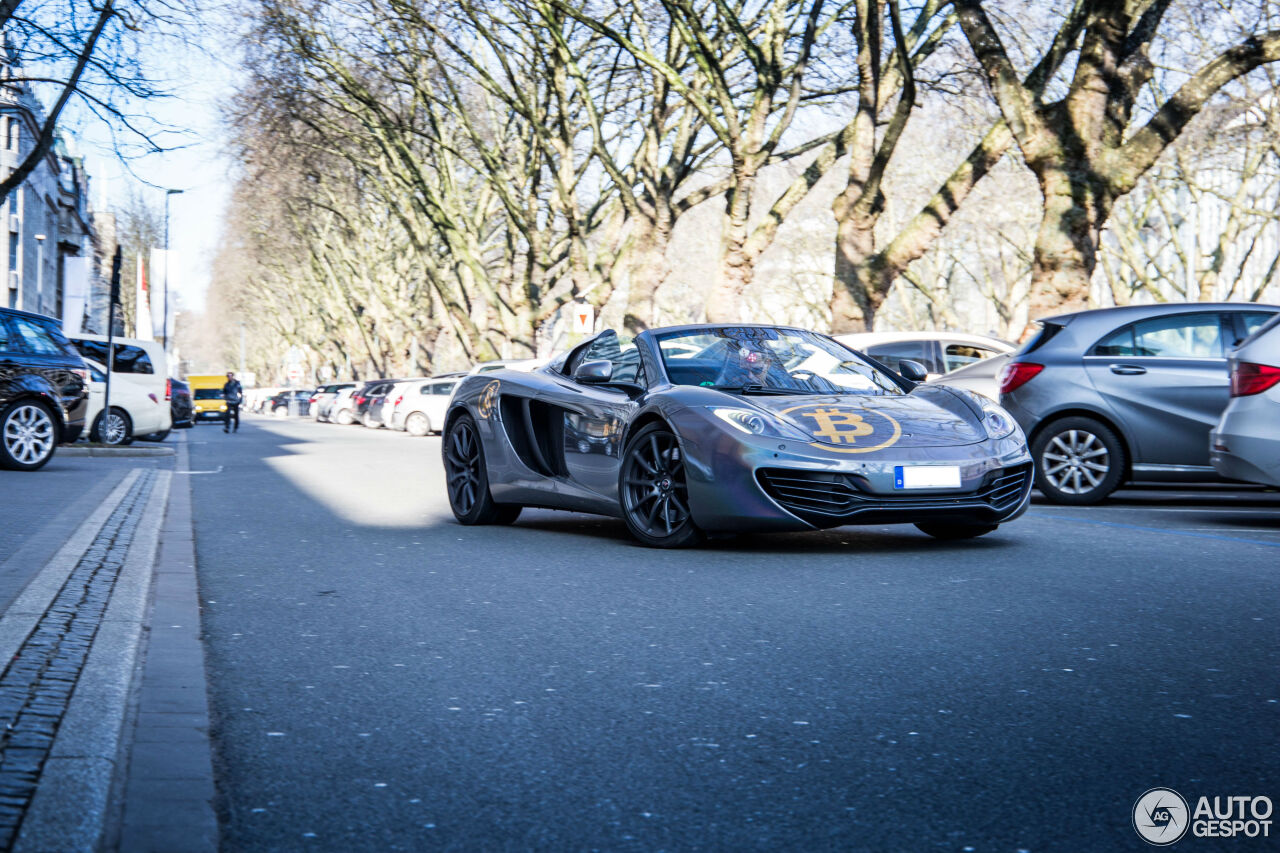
<box><xmin>980</xmin><ymin>399</ymin><xmax>1017</xmax><ymax>439</ymax></box>
<box><xmin>709</xmin><ymin>407</ymin><xmax>809</xmax><ymax>440</ymax></box>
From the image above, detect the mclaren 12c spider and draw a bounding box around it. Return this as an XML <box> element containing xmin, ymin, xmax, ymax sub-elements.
<box><xmin>442</xmin><ymin>324</ymin><xmax>1033</xmax><ymax>547</ymax></box>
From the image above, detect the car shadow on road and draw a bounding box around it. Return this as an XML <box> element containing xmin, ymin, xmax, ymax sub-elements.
<box><xmin>513</xmin><ymin>511</ymin><xmax>1014</xmax><ymax>556</ymax></box>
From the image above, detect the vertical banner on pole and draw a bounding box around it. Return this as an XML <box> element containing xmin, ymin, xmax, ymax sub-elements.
<box><xmin>135</xmin><ymin>254</ymin><xmax>153</xmax><ymax>340</ymax></box>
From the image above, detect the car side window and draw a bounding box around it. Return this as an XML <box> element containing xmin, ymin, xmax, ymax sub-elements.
<box><xmin>432</xmin><ymin>382</ymin><xmax>456</xmax><ymax>395</ymax></box>
<box><xmin>943</xmin><ymin>344</ymin><xmax>997</xmax><ymax>372</ymax></box>
<box><xmin>865</xmin><ymin>342</ymin><xmax>938</xmax><ymax>374</ymax></box>
<box><xmin>10</xmin><ymin>316</ymin><xmax>69</xmax><ymax>356</ymax></box>
<box><xmin>0</xmin><ymin>318</ymin><xmax>11</xmax><ymax>351</ymax></box>
<box><xmin>1094</xmin><ymin>314</ymin><xmax>1225</xmax><ymax>358</ymax></box>
<box><xmin>572</xmin><ymin>331</ymin><xmax>646</xmax><ymax>387</ymax></box>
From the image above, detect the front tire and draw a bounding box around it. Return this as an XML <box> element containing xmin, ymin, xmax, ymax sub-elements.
<box><xmin>91</xmin><ymin>407</ymin><xmax>133</xmax><ymax>446</ymax></box>
<box><xmin>0</xmin><ymin>400</ymin><xmax>58</xmax><ymax>471</ymax></box>
<box><xmin>916</xmin><ymin>522</ymin><xmax>999</xmax><ymax>540</ymax></box>
<box><xmin>443</xmin><ymin>414</ymin><xmax>521</xmax><ymax>525</ymax></box>
<box><xmin>405</xmin><ymin>412</ymin><xmax>430</xmax><ymax>437</ymax></box>
<box><xmin>619</xmin><ymin>423</ymin><xmax>703</xmax><ymax>548</ymax></box>
<box><xmin>1032</xmin><ymin>416</ymin><xmax>1126</xmax><ymax>505</ymax></box>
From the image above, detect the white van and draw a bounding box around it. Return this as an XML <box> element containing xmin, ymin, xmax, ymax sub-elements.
<box><xmin>68</xmin><ymin>335</ymin><xmax>171</xmax><ymax>443</ymax></box>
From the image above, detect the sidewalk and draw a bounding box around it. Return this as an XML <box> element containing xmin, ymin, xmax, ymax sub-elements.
<box><xmin>0</xmin><ymin>433</ymin><xmax>217</xmax><ymax>852</ymax></box>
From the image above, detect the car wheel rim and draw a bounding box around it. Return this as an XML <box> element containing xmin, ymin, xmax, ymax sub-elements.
<box><xmin>101</xmin><ymin>412</ymin><xmax>127</xmax><ymax>445</ymax></box>
<box><xmin>1041</xmin><ymin>429</ymin><xmax>1109</xmax><ymax>495</ymax></box>
<box><xmin>445</xmin><ymin>421</ymin><xmax>482</xmax><ymax>515</ymax></box>
<box><xmin>622</xmin><ymin>432</ymin><xmax>691</xmax><ymax>538</ymax></box>
<box><xmin>4</xmin><ymin>404</ymin><xmax>54</xmax><ymax>464</ymax></box>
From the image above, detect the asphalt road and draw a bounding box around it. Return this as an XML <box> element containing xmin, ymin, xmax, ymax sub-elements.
<box><xmin>188</xmin><ymin>415</ymin><xmax>1279</xmax><ymax>852</ymax></box>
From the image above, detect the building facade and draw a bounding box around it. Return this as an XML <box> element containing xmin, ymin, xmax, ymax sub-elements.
<box><xmin>0</xmin><ymin>64</ymin><xmax>95</xmax><ymax>328</ymax></box>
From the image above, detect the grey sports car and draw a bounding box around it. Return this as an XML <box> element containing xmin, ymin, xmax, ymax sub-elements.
<box><xmin>442</xmin><ymin>324</ymin><xmax>1033</xmax><ymax>547</ymax></box>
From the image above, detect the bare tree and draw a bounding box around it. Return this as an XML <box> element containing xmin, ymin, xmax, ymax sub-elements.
<box><xmin>954</xmin><ymin>0</ymin><xmax>1280</xmax><ymax>318</ymax></box>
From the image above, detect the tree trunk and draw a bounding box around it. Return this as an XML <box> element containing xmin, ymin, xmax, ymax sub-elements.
<box><xmin>622</xmin><ymin>212</ymin><xmax>673</xmax><ymax>333</ymax></box>
<box><xmin>703</xmin><ymin>165</ymin><xmax>757</xmax><ymax>323</ymax></box>
<box><xmin>829</xmin><ymin>212</ymin><xmax>886</xmax><ymax>333</ymax></box>
<box><xmin>1028</xmin><ymin>168</ymin><xmax>1107</xmax><ymax>318</ymax></box>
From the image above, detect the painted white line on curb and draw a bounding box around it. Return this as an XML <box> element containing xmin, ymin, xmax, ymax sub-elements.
<box><xmin>14</xmin><ymin>470</ymin><xmax>172</xmax><ymax>853</ymax></box>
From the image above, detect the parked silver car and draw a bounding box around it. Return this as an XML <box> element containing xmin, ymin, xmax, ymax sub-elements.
<box><xmin>1210</xmin><ymin>313</ymin><xmax>1280</xmax><ymax>487</ymax></box>
<box><xmin>311</xmin><ymin>382</ymin><xmax>356</xmax><ymax>422</ymax></box>
<box><xmin>999</xmin><ymin>302</ymin><xmax>1279</xmax><ymax>504</ymax></box>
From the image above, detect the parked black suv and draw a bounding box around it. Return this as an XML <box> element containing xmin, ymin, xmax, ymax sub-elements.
<box><xmin>0</xmin><ymin>308</ymin><xmax>88</xmax><ymax>470</ymax></box>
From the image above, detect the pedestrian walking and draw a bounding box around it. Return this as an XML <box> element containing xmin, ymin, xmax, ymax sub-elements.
<box><xmin>223</xmin><ymin>372</ymin><xmax>243</xmax><ymax>433</ymax></box>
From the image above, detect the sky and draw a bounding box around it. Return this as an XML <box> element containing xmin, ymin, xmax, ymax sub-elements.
<box><xmin>63</xmin><ymin>2</ymin><xmax>244</xmax><ymax>315</ymax></box>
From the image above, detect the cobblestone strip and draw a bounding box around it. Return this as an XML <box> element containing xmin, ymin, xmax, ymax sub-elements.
<box><xmin>0</xmin><ymin>471</ymin><xmax>156</xmax><ymax>848</ymax></box>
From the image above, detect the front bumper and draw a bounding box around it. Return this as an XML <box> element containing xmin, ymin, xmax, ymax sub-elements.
<box><xmin>669</xmin><ymin>408</ymin><xmax>1032</xmax><ymax>532</ymax></box>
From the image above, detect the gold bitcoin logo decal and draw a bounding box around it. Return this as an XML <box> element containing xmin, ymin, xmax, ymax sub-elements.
<box><xmin>478</xmin><ymin>380</ymin><xmax>500</xmax><ymax>419</ymax></box>
<box><xmin>796</xmin><ymin>408</ymin><xmax>874</xmax><ymax>444</ymax></box>
<box><xmin>780</xmin><ymin>404</ymin><xmax>902</xmax><ymax>454</ymax></box>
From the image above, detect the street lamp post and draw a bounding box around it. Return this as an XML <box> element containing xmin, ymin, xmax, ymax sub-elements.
<box><xmin>162</xmin><ymin>188</ymin><xmax>183</xmax><ymax>360</ymax></box>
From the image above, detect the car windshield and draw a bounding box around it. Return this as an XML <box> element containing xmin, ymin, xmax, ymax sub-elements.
<box><xmin>194</xmin><ymin>389</ymin><xmax>224</xmax><ymax>400</ymax></box>
<box><xmin>655</xmin><ymin>327</ymin><xmax>904</xmax><ymax>396</ymax></box>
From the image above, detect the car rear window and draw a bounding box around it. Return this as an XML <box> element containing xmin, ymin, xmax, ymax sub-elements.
<box><xmin>1019</xmin><ymin>321</ymin><xmax>1064</xmax><ymax>356</ymax></box>
<box><xmin>10</xmin><ymin>315</ymin><xmax>79</xmax><ymax>357</ymax></box>
<box><xmin>1239</xmin><ymin>311</ymin><xmax>1280</xmax><ymax>346</ymax></box>
<box><xmin>72</xmin><ymin>340</ymin><xmax>155</xmax><ymax>374</ymax></box>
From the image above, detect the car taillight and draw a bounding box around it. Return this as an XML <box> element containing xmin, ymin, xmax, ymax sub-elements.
<box><xmin>165</xmin><ymin>378</ymin><xmax>172</xmax><ymax>401</ymax></box>
<box><xmin>999</xmin><ymin>362</ymin><xmax>1044</xmax><ymax>395</ymax></box>
<box><xmin>148</xmin><ymin>393</ymin><xmax>159</xmax><ymax>403</ymax></box>
<box><xmin>394</xmin><ymin>395</ymin><xmax>403</xmax><ymax>406</ymax></box>
<box><xmin>309</xmin><ymin>395</ymin><xmax>318</xmax><ymax>403</ymax></box>
<box><xmin>1230</xmin><ymin>361</ymin><xmax>1280</xmax><ymax>397</ymax></box>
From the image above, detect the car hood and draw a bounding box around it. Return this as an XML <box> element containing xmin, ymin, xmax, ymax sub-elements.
<box><xmin>744</xmin><ymin>385</ymin><xmax>986</xmax><ymax>449</ymax></box>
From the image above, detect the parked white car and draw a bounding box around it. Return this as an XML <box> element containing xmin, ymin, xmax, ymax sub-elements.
<box><xmin>1211</xmin><ymin>312</ymin><xmax>1280</xmax><ymax>487</ymax></box>
<box><xmin>835</xmin><ymin>331</ymin><xmax>1015</xmax><ymax>398</ymax></box>
<box><xmin>328</xmin><ymin>386</ymin><xmax>359</xmax><ymax>425</ymax></box>
<box><xmin>386</xmin><ymin>376</ymin><xmax>462</xmax><ymax>436</ymax></box>
<box><xmin>468</xmin><ymin>358</ymin><xmax>549</xmax><ymax>374</ymax></box>
<box><xmin>82</xmin><ymin>358</ymin><xmax>172</xmax><ymax>445</ymax></box>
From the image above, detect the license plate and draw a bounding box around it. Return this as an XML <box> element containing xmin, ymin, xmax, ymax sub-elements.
<box><xmin>894</xmin><ymin>465</ymin><xmax>961</xmax><ymax>490</ymax></box>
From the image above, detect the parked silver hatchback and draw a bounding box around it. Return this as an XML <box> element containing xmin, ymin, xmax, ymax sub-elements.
<box><xmin>1210</xmin><ymin>312</ymin><xmax>1280</xmax><ymax>487</ymax></box>
<box><xmin>999</xmin><ymin>303</ymin><xmax>1279</xmax><ymax>504</ymax></box>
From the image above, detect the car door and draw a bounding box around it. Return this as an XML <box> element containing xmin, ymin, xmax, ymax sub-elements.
<box><xmin>1084</xmin><ymin>312</ymin><xmax>1231</xmax><ymax>468</ymax></box>
<box><xmin>556</xmin><ymin>332</ymin><xmax>646</xmax><ymax>499</ymax></box>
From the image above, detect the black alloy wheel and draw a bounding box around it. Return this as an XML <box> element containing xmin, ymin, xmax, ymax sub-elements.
<box><xmin>443</xmin><ymin>414</ymin><xmax>521</xmax><ymax>525</ymax></box>
<box><xmin>619</xmin><ymin>423</ymin><xmax>703</xmax><ymax>548</ymax></box>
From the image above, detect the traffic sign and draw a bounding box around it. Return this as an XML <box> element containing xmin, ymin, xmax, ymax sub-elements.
<box><xmin>287</xmin><ymin>364</ymin><xmax>305</xmax><ymax>382</ymax></box>
<box><xmin>571</xmin><ymin>303</ymin><xmax>594</xmax><ymax>335</ymax></box>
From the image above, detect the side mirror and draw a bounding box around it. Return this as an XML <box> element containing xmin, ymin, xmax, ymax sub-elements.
<box><xmin>898</xmin><ymin>359</ymin><xmax>929</xmax><ymax>383</ymax></box>
<box><xmin>574</xmin><ymin>359</ymin><xmax>614</xmax><ymax>384</ymax></box>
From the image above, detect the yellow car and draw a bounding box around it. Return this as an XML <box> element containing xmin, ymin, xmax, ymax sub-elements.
<box><xmin>187</xmin><ymin>374</ymin><xmax>228</xmax><ymax>423</ymax></box>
